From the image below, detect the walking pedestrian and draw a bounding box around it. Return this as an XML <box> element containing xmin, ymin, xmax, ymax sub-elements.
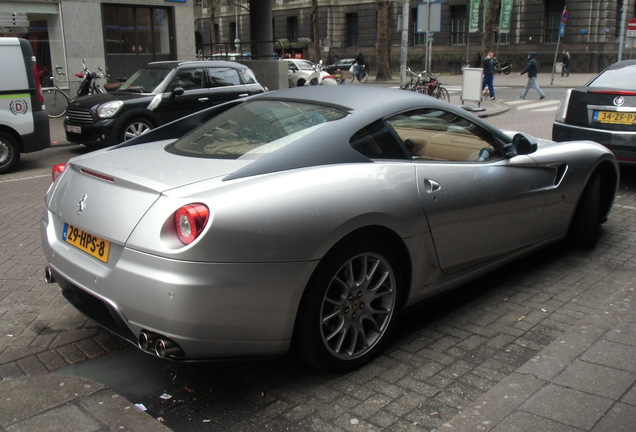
<box><xmin>482</xmin><ymin>51</ymin><xmax>496</xmax><ymax>100</ymax></box>
<box><xmin>561</xmin><ymin>50</ymin><xmax>570</xmax><ymax>77</ymax></box>
<box><xmin>519</xmin><ymin>52</ymin><xmax>545</xmax><ymax>100</ymax></box>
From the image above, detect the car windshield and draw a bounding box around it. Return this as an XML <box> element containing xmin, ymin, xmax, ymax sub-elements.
<box><xmin>296</xmin><ymin>61</ymin><xmax>316</xmax><ymax>71</ymax></box>
<box><xmin>167</xmin><ymin>100</ymin><xmax>348</xmax><ymax>160</ymax></box>
<box><xmin>588</xmin><ymin>64</ymin><xmax>636</xmax><ymax>90</ymax></box>
<box><xmin>119</xmin><ymin>67</ymin><xmax>172</xmax><ymax>93</ymax></box>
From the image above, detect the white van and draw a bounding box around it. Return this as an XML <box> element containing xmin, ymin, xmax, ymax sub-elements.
<box><xmin>0</xmin><ymin>37</ymin><xmax>50</xmax><ymax>173</ymax></box>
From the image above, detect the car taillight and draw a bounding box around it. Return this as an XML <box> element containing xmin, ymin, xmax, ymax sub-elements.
<box><xmin>51</xmin><ymin>164</ymin><xmax>67</xmax><ymax>182</ymax></box>
<box><xmin>32</xmin><ymin>63</ymin><xmax>44</xmax><ymax>103</ymax></box>
<box><xmin>554</xmin><ymin>89</ymin><xmax>572</xmax><ymax>123</ymax></box>
<box><xmin>589</xmin><ymin>90</ymin><xmax>636</xmax><ymax>96</ymax></box>
<box><xmin>175</xmin><ymin>204</ymin><xmax>210</xmax><ymax>245</ymax></box>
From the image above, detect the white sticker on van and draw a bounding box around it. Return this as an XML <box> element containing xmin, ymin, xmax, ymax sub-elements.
<box><xmin>9</xmin><ymin>99</ymin><xmax>29</xmax><ymax>115</ymax></box>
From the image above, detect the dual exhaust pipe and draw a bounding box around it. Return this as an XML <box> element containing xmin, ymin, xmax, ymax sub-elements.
<box><xmin>45</xmin><ymin>267</ymin><xmax>184</xmax><ymax>359</ymax></box>
<box><xmin>138</xmin><ymin>331</ymin><xmax>184</xmax><ymax>358</ymax></box>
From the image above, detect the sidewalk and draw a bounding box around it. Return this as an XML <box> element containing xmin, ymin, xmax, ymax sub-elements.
<box><xmin>4</xmin><ymin>72</ymin><xmax>633</xmax><ymax>431</ymax></box>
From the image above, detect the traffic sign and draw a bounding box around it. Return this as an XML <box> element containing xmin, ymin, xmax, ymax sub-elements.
<box><xmin>561</xmin><ymin>9</ymin><xmax>568</xmax><ymax>23</ymax></box>
<box><xmin>628</xmin><ymin>18</ymin><xmax>636</xmax><ymax>37</ymax></box>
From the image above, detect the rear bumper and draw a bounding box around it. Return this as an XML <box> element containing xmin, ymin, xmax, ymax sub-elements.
<box><xmin>553</xmin><ymin>122</ymin><xmax>636</xmax><ymax>165</ymax></box>
<box><xmin>40</xmin><ymin>211</ymin><xmax>317</xmax><ymax>360</ymax></box>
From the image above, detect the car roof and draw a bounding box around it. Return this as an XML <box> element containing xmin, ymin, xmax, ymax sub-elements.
<box><xmin>144</xmin><ymin>60</ymin><xmax>250</xmax><ymax>69</ymax></box>
<box><xmin>606</xmin><ymin>59</ymin><xmax>636</xmax><ymax>70</ymax></box>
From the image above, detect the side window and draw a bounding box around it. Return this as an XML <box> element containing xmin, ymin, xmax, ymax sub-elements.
<box><xmin>386</xmin><ymin>109</ymin><xmax>498</xmax><ymax>162</ymax></box>
<box><xmin>169</xmin><ymin>68</ymin><xmax>204</xmax><ymax>90</ymax></box>
<box><xmin>207</xmin><ymin>67</ymin><xmax>241</xmax><ymax>87</ymax></box>
<box><xmin>238</xmin><ymin>68</ymin><xmax>257</xmax><ymax>84</ymax></box>
<box><xmin>350</xmin><ymin>121</ymin><xmax>410</xmax><ymax>160</ymax></box>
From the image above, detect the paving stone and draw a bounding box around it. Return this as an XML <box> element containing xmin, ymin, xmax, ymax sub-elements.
<box><xmin>554</xmin><ymin>359</ymin><xmax>635</xmax><ymax>400</ymax></box>
<box><xmin>491</xmin><ymin>411</ymin><xmax>580</xmax><ymax>432</ymax></box>
<box><xmin>521</xmin><ymin>383</ymin><xmax>614</xmax><ymax>430</ymax></box>
<box><xmin>591</xmin><ymin>402</ymin><xmax>636</xmax><ymax>432</ymax></box>
<box><xmin>582</xmin><ymin>339</ymin><xmax>636</xmax><ymax>373</ymax></box>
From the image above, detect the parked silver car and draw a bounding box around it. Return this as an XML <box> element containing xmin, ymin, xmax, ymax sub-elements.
<box><xmin>41</xmin><ymin>87</ymin><xmax>619</xmax><ymax>372</ymax></box>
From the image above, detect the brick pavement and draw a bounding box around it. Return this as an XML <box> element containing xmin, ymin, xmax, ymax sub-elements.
<box><xmin>1</xmin><ymin>77</ymin><xmax>634</xmax><ymax>431</ymax></box>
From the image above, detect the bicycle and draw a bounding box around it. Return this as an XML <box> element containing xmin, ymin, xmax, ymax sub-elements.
<box><xmin>400</xmin><ymin>68</ymin><xmax>449</xmax><ymax>103</ymax></box>
<box><xmin>42</xmin><ymin>65</ymin><xmax>72</xmax><ymax>118</ymax></box>
<box><xmin>350</xmin><ymin>63</ymin><xmax>369</xmax><ymax>83</ymax></box>
<box><xmin>43</xmin><ymin>60</ymin><xmax>105</xmax><ymax>118</ymax></box>
<box><xmin>401</xmin><ymin>67</ymin><xmax>425</xmax><ymax>92</ymax></box>
<box><xmin>423</xmin><ymin>73</ymin><xmax>450</xmax><ymax>103</ymax></box>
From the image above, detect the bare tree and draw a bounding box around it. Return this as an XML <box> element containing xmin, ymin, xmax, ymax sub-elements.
<box><xmin>311</xmin><ymin>0</ymin><xmax>320</xmax><ymax>62</ymax></box>
<box><xmin>376</xmin><ymin>1</ymin><xmax>392</xmax><ymax>80</ymax></box>
<box><xmin>482</xmin><ymin>0</ymin><xmax>501</xmax><ymax>54</ymax></box>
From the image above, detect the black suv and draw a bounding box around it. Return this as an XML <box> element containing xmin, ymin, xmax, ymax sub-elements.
<box><xmin>64</xmin><ymin>60</ymin><xmax>266</xmax><ymax>147</ymax></box>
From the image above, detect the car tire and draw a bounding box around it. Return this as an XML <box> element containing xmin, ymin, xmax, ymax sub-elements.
<box><xmin>120</xmin><ymin>118</ymin><xmax>153</xmax><ymax>142</ymax></box>
<box><xmin>0</xmin><ymin>131</ymin><xmax>20</xmax><ymax>174</ymax></box>
<box><xmin>296</xmin><ymin>79</ymin><xmax>306</xmax><ymax>87</ymax></box>
<box><xmin>295</xmin><ymin>237</ymin><xmax>402</xmax><ymax>372</ymax></box>
<box><xmin>569</xmin><ymin>172</ymin><xmax>601</xmax><ymax>247</ymax></box>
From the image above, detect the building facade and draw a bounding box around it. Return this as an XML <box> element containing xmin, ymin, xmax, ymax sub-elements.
<box><xmin>197</xmin><ymin>0</ymin><xmax>636</xmax><ymax>74</ymax></box>
<box><xmin>1</xmin><ymin>0</ymin><xmax>196</xmax><ymax>94</ymax></box>
<box><xmin>1</xmin><ymin>0</ymin><xmax>634</xmax><ymax>90</ymax></box>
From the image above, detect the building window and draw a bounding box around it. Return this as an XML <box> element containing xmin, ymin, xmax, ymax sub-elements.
<box><xmin>451</xmin><ymin>6</ymin><xmax>466</xmax><ymax>46</ymax></box>
<box><xmin>544</xmin><ymin>0</ymin><xmax>565</xmax><ymax>43</ymax></box>
<box><xmin>287</xmin><ymin>16</ymin><xmax>298</xmax><ymax>42</ymax></box>
<box><xmin>346</xmin><ymin>13</ymin><xmax>358</xmax><ymax>47</ymax></box>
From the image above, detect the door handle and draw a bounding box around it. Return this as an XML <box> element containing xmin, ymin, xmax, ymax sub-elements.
<box><xmin>238</xmin><ymin>93</ymin><xmax>249</xmax><ymax>97</ymax></box>
<box><xmin>198</xmin><ymin>97</ymin><xmax>209</xmax><ymax>102</ymax></box>
<box><xmin>424</xmin><ymin>179</ymin><xmax>441</xmax><ymax>193</ymax></box>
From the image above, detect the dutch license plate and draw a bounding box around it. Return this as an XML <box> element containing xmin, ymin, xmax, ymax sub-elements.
<box><xmin>66</xmin><ymin>125</ymin><xmax>81</xmax><ymax>134</ymax></box>
<box><xmin>62</xmin><ymin>223</ymin><xmax>111</xmax><ymax>263</ymax></box>
<box><xmin>593</xmin><ymin>111</ymin><xmax>636</xmax><ymax>125</ymax></box>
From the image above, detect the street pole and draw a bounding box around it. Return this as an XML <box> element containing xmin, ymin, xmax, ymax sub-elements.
<box><xmin>618</xmin><ymin>0</ymin><xmax>628</xmax><ymax>61</ymax></box>
<box><xmin>400</xmin><ymin>0</ymin><xmax>409</xmax><ymax>86</ymax></box>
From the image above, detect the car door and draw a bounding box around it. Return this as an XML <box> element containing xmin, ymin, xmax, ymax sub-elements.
<box><xmin>206</xmin><ymin>66</ymin><xmax>253</xmax><ymax>105</ymax></box>
<box><xmin>156</xmin><ymin>66</ymin><xmax>213</xmax><ymax>123</ymax></box>
<box><xmin>385</xmin><ymin>108</ymin><xmax>555</xmax><ymax>273</ymax></box>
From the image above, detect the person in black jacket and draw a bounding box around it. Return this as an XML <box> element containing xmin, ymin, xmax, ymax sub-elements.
<box><xmin>519</xmin><ymin>52</ymin><xmax>545</xmax><ymax>100</ymax></box>
<box><xmin>561</xmin><ymin>50</ymin><xmax>570</xmax><ymax>77</ymax></box>
<box><xmin>482</xmin><ymin>51</ymin><xmax>495</xmax><ymax>100</ymax></box>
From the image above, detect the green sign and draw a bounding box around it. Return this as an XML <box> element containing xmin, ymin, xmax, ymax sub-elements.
<box><xmin>469</xmin><ymin>0</ymin><xmax>482</xmax><ymax>33</ymax></box>
<box><xmin>499</xmin><ymin>0</ymin><xmax>513</xmax><ymax>34</ymax></box>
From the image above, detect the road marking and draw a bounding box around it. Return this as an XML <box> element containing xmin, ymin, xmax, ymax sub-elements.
<box><xmin>515</xmin><ymin>101</ymin><xmax>560</xmax><ymax>110</ymax></box>
<box><xmin>0</xmin><ymin>174</ymin><xmax>49</xmax><ymax>183</ymax></box>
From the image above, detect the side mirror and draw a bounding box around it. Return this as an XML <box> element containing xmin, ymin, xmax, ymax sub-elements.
<box><xmin>506</xmin><ymin>132</ymin><xmax>538</xmax><ymax>157</ymax></box>
<box><xmin>172</xmin><ymin>87</ymin><xmax>185</xmax><ymax>97</ymax></box>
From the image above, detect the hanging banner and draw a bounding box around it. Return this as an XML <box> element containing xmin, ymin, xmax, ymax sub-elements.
<box><xmin>469</xmin><ymin>0</ymin><xmax>482</xmax><ymax>33</ymax></box>
<box><xmin>482</xmin><ymin>0</ymin><xmax>489</xmax><ymax>33</ymax></box>
<box><xmin>499</xmin><ymin>0</ymin><xmax>513</xmax><ymax>34</ymax></box>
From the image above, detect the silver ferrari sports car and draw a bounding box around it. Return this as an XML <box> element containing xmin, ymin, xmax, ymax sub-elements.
<box><xmin>41</xmin><ymin>86</ymin><xmax>619</xmax><ymax>372</ymax></box>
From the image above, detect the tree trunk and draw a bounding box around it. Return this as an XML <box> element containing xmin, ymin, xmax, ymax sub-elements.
<box><xmin>311</xmin><ymin>0</ymin><xmax>321</xmax><ymax>63</ymax></box>
<box><xmin>482</xmin><ymin>0</ymin><xmax>501</xmax><ymax>54</ymax></box>
<box><xmin>376</xmin><ymin>1</ymin><xmax>392</xmax><ymax>80</ymax></box>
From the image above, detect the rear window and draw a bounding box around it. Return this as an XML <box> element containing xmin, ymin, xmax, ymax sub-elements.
<box><xmin>588</xmin><ymin>64</ymin><xmax>636</xmax><ymax>90</ymax></box>
<box><xmin>167</xmin><ymin>100</ymin><xmax>348</xmax><ymax>160</ymax></box>
<box><xmin>207</xmin><ymin>67</ymin><xmax>241</xmax><ymax>87</ymax></box>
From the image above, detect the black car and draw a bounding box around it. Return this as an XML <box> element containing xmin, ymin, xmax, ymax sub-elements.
<box><xmin>64</xmin><ymin>60</ymin><xmax>266</xmax><ymax>147</ymax></box>
<box><xmin>323</xmin><ymin>58</ymin><xmax>355</xmax><ymax>74</ymax></box>
<box><xmin>552</xmin><ymin>59</ymin><xmax>636</xmax><ymax>165</ymax></box>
